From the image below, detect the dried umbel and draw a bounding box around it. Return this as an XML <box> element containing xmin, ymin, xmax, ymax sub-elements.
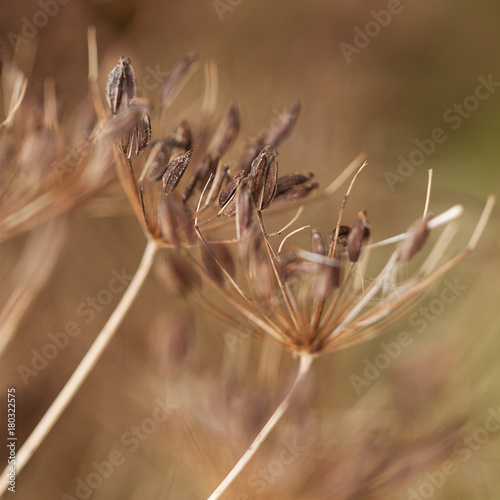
<box><xmin>0</xmin><ymin>59</ymin><xmax>116</xmax><ymax>240</ymax></box>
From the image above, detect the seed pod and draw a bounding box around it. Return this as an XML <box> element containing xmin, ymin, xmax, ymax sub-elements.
<box><xmin>119</xmin><ymin>132</ymin><xmax>133</xmax><ymax>158</ymax></box>
<box><xmin>163</xmin><ymin>150</ymin><xmax>193</xmax><ymax>195</ymax></box>
<box><xmin>201</xmin><ymin>242</ymin><xmax>236</xmax><ymax>286</ymax></box>
<box><xmin>347</xmin><ymin>210</ymin><xmax>370</xmax><ymax>262</ymax></box>
<box><xmin>209</xmin><ymin>103</ymin><xmax>240</xmax><ymax>157</ymax></box>
<box><xmin>275</xmin><ymin>172</ymin><xmax>314</xmax><ymax>195</ymax></box>
<box><xmin>159</xmin><ymin>52</ymin><xmax>199</xmax><ymax>106</ymax></box>
<box><xmin>250</xmin><ymin>146</ymin><xmax>278</xmax><ymax>211</ymax></box>
<box><xmin>332</xmin><ymin>225</ymin><xmax>351</xmax><ymax>248</ymax></box>
<box><xmin>105</xmin><ymin>57</ymin><xmax>137</xmax><ymax>114</ymax></box>
<box><xmin>122</xmin><ymin>58</ymin><xmax>137</xmax><ymax>104</ymax></box>
<box><xmin>265</xmin><ymin>100</ymin><xmax>301</xmax><ymax>148</ymax></box>
<box><xmin>219</xmin><ymin>169</ymin><xmax>247</xmax><ymax>217</ymax></box>
<box><xmin>397</xmin><ymin>217</ymin><xmax>431</xmax><ymax>262</ymax></box>
<box><xmin>105</xmin><ymin>59</ymin><xmax>125</xmax><ymax>114</ymax></box>
<box><xmin>311</xmin><ymin>229</ymin><xmax>327</xmax><ymax>256</ymax></box>
<box><xmin>135</xmin><ymin>113</ymin><xmax>151</xmax><ymax>155</ymax></box>
<box><xmin>274</xmin><ymin>181</ymin><xmax>318</xmax><ymax>203</ymax></box>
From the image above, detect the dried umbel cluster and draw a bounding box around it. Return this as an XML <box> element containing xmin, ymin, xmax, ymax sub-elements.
<box><xmin>104</xmin><ymin>55</ymin><xmax>493</xmax><ymax>362</ymax></box>
<box><xmin>0</xmin><ymin>59</ymin><xmax>117</xmax><ymax>241</ymax></box>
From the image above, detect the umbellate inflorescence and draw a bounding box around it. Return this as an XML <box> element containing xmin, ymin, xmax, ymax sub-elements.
<box><xmin>104</xmin><ymin>55</ymin><xmax>495</xmax><ymax>360</ymax></box>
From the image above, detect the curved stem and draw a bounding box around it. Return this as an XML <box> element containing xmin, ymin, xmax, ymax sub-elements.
<box><xmin>207</xmin><ymin>353</ymin><xmax>313</xmax><ymax>500</ymax></box>
<box><xmin>0</xmin><ymin>239</ymin><xmax>158</xmax><ymax>496</ymax></box>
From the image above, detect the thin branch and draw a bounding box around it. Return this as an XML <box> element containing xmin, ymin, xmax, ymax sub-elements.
<box><xmin>207</xmin><ymin>353</ymin><xmax>313</xmax><ymax>500</ymax></box>
<box><xmin>0</xmin><ymin>240</ymin><xmax>158</xmax><ymax>496</ymax></box>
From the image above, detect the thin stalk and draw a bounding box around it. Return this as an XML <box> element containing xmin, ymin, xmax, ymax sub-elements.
<box><xmin>0</xmin><ymin>239</ymin><xmax>158</xmax><ymax>496</ymax></box>
<box><xmin>207</xmin><ymin>353</ymin><xmax>313</xmax><ymax>500</ymax></box>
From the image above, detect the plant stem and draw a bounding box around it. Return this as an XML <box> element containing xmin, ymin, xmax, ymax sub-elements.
<box><xmin>0</xmin><ymin>239</ymin><xmax>158</xmax><ymax>496</ymax></box>
<box><xmin>207</xmin><ymin>353</ymin><xmax>313</xmax><ymax>500</ymax></box>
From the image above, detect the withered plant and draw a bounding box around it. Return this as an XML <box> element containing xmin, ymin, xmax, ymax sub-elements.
<box><xmin>0</xmin><ymin>30</ymin><xmax>495</xmax><ymax>499</ymax></box>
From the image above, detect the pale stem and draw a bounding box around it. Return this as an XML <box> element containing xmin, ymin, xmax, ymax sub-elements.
<box><xmin>207</xmin><ymin>353</ymin><xmax>313</xmax><ymax>500</ymax></box>
<box><xmin>0</xmin><ymin>239</ymin><xmax>158</xmax><ymax>496</ymax></box>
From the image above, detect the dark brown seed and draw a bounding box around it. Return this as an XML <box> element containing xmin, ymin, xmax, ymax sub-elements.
<box><xmin>159</xmin><ymin>52</ymin><xmax>199</xmax><ymax>106</ymax></box>
<box><xmin>311</xmin><ymin>229</ymin><xmax>327</xmax><ymax>256</ymax></box>
<box><xmin>135</xmin><ymin>113</ymin><xmax>151</xmax><ymax>155</ymax></box>
<box><xmin>265</xmin><ymin>100</ymin><xmax>301</xmax><ymax>148</ymax></box>
<box><xmin>143</xmin><ymin>139</ymin><xmax>172</xmax><ymax>182</ymax></box>
<box><xmin>209</xmin><ymin>103</ymin><xmax>240</xmax><ymax>157</ymax></box>
<box><xmin>274</xmin><ymin>181</ymin><xmax>318</xmax><ymax>203</ymax></box>
<box><xmin>119</xmin><ymin>131</ymin><xmax>134</xmax><ymax>158</ymax></box>
<box><xmin>238</xmin><ymin>102</ymin><xmax>300</xmax><ymax>174</ymax></box>
<box><xmin>397</xmin><ymin>217</ymin><xmax>431</xmax><ymax>262</ymax></box>
<box><xmin>201</xmin><ymin>242</ymin><xmax>236</xmax><ymax>286</ymax></box>
<box><xmin>335</xmin><ymin>225</ymin><xmax>351</xmax><ymax>248</ymax></box>
<box><xmin>122</xmin><ymin>58</ymin><xmax>137</xmax><ymax>103</ymax></box>
<box><xmin>347</xmin><ymin>210</ymin><xmax>371</xmax><ymax>262</ymax></box>
<box><xmin>274</xmin><ymin>172</ymin><xmax>315</xmax><ymax>200</ymax></box>
<box><xmin>219</xmin><ymin>170</ymin><xmax>247</xmax><ymax>217</ymax></box>
<box><xmin>163</xmin><ymin>150</ymin><xmax>194</xmax><ymax>195</ymax></box>
<box><xmin>105</xmin><ymin>59</ymin><xmax>125</xmax><ymax>114</ymax></box>
<box><xmin>105</xmin><ymin>57</ymin><xmax>137</xmax><ymax>115</ymax></box>
<box><xmin>250</xmin><ymin>146</ymin><xmax>278</xmax><ymax>211</ymax></box>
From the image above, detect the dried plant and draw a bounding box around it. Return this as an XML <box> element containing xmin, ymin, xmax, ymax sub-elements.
<box><xmin>0</xmin><ymin>30</ymin><xmax>496</xmax><ymax>500</ymax></box>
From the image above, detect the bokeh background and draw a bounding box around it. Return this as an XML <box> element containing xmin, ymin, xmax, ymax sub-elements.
<box><xmin>1</xmin><ymin>1</ymin><xmax>500</xmax><ymax>498</ymax></box>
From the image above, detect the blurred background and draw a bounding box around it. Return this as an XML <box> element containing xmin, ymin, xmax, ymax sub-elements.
<box><xmin>1</xmin><ymin>0</ymin><xmax>500</xmax><ymax>498</ymax></box>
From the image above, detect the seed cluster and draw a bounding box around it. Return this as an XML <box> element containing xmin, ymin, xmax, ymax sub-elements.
<box><xmin>104</xmin><ymin>55</ymin><xmax>493</xmax><ymax>359</ymax></box>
